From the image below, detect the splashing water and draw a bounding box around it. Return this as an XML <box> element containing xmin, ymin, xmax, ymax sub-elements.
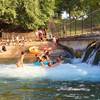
<box><xmin>0</xmin><ymin>59</ymin><xmax>100</xmax><ymax>82</ymax></box>
<box><xmin>0</xmin><ymin>64</ymin><xmax>46</xmax><ymax>79</ymax></box>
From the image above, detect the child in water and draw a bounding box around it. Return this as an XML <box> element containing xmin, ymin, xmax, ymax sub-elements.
<box><xmin>16</xmin><ymin>51</ymin><xmax>25</xmax><ymax>67</ymax></box>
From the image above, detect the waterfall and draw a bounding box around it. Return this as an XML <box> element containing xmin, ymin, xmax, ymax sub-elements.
<box><xmin>86</xmin><ymin>50</ymin><xmax>97</xmax><ymax>64</ymax></box>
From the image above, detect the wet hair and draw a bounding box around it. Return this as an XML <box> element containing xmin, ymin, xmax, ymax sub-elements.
<box><xmin>36</xmin><ymin>57</ymin><xmax>41</xmax><ymax>62</ymax></box>
<box><xmin>42</xmin><ymin>55</ymin><xmax>47</xmax><ymax>60</ymax></box>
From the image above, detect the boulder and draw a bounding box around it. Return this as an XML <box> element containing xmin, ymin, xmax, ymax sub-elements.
<box><xmin>58</xmin><ymin>43</ymin><xmax>75</xmax><ymax>58</ymax></box>
<box><xmin>82</xmin><ymin>41</ymin><xmax>100</xmax><ymax>65</ymax></box>
<box><xmin>82</xmin><ymin>41</ymin><xmax>96</xmax><ymax>62</ymax></box>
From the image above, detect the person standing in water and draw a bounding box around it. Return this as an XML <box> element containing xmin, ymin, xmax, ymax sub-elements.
<box><xmin>16</xmin><ymin>51</ymin><xmax>25</xmax><ymax>67</ymax></box>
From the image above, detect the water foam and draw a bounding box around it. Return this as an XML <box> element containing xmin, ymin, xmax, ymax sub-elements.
<box><xmin>0</xmin><ymin>60</ymin><xmax>100</xmax><ymax>81</ymax></box>
<box><xmin>0</xmin><ymin>64</ymin><xmax>46</xmax><ymax>79</ymax></box>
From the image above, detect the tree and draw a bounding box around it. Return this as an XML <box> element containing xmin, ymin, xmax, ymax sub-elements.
<box><xmin>0</xmin><ymin>0</ymin><xmax>55</xmax><ymax>30</ymax></box>
<box><xmin>55</xmin><ymin>0</ymin><xmax>100</xmax><ymax>18</ymax></box>
<box><xmin>0</xmin><ymin>0</ymin><xmax>16</xmax><ymax>22</ymax></box>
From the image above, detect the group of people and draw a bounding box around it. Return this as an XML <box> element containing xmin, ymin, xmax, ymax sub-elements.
<box><xmin>16</xmin><ymin>49</ymin><xmax>63</xmax><ymax>68</ymax></box>
<box><xmin>35</xmin><ymin>28</ymin><xmax>58</xmax><ymax>45</ymax></box>
<box><xmin>16</xmin><ymin>28</ymin><xmax>59</xmax><ymax>67</ymax></box>
<box><xmin>34</xmin><ymin>51</ymin><xmax>63</xmax><ymax>67</ymax></box>
<box><xmin>34</xmin><ymin>50</ymin><xmax>63</xmax><ymax>67</ymax></box>
<box><xmin>35</xmin><ymin>28</ymin><xmax>47</xmax><ymax>41</ymax></box>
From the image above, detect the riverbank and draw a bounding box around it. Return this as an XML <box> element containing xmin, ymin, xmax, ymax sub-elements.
<box><xmin>0</xmin><ymin>35</ymin><xmax>99</xmax><ymax>59</ymax></box>
<box><xmin>0</xmin><ymin>41</ymin><xmax>56</xmax><ymax>59</ymax></box>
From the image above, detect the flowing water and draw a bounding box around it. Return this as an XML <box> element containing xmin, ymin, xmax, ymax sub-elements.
<box><xmin>0</xmin><ymin>59</ymin><xmax>100</xmax><ymax>100</ymax></box>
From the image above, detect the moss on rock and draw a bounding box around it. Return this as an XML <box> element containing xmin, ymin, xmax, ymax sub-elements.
<box><xmin>75</xmin><ymin>50</ymin><xmax>83</xmax><ymax>58</ymax></box>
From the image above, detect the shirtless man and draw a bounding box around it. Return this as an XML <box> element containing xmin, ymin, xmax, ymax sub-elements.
<box><xmin>16</xmin><ymin>51</ymin><xmax>25</xmax><ymax>67</ymax></box>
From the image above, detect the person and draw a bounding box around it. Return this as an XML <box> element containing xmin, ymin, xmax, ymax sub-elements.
<box><xmin>1</xmin><ymin>45</ymin><xmax>7</xmax><ymax>52</ymax></box>
<box><xmin>16</xmin><ymin>51</ymin><xmax>25</xmax><ymax>67</ymax></box>
<box><xmin>48</xmin><ymin>55</ymin><xmax>63</xmax><ymax>68</ymax></box>
<box><xmin>44</xmin><ymin>50</ymin><xmax>51</xmax><ymax>61</ymax></box>
<box><xmin>48</xmin><ymin>61</ymin><xmax>60</xmax><ymax>68</ymax></box>
<box><xmin>56</xmin><ymin>55</ymin><xmax>64</xmax><ymax>63</ymax></box>
<box><xmin>48</xmin><ymin>62</ymin><xmax>53</xmax><ymax>67</ymax></box>
<box><xmin>52</xmin><ymin>36</ymin><xmax>57</xmax><ymax>45</ymax></box>
<box><xmin>38</xmin><ymin>29</ymin><xmax>43</xmax><ymax>41</ymax></box>
<box><xmin>33</xmin><ymin>56</ymin><xmax>46</xmax><ymax>67</ymax></box>
<box><xmin>33</xmin><ymin>48</ymin><xmax>53</xmax><ymax>67</ymax></box>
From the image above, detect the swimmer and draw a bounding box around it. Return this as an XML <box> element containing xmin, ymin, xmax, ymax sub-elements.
<box><xmin>48</xmin><ymin>55</ymin><xmax>63</xmax><ymax>68</ymax></box>
<box><xmin>16</xmin><ymin>51</ymin><xmax>25</xmax><ymax>67</ymax></box>
<box><xmin>48</xmin><ymin>62</ymin><xmax>60</xmax><ymax>68</ymax></box>
<box><xmin>33</xmin><ymin>56</ymin><xmax>46</xmax><ymax>67</ymax></box>
<box><xmin>56</xmin><ymin>55</ymin><xmax>64</xmax><ymax>63</ymax></box>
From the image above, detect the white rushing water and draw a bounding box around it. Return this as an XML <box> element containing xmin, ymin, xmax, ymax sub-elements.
<box><xmin>0</xmin><ymin>59</ymin><xmax>100</xmax><ymax>82</ymax></box>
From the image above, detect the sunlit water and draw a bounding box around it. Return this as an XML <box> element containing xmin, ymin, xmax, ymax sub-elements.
<box><xmin>0</xmin><ymin>58</ymin><xmax>100</xmax><ymax>100</ymax></box>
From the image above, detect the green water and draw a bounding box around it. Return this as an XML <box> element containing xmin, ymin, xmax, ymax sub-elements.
<box><xmin>0</xmin><ymin>59</ymin><xmax>100</xmax><ymax>100</ymax></box>
<box><xmin>0</xmin><ymin>80</ymin><xmax>100</xmax><ymax>100</ymax></box>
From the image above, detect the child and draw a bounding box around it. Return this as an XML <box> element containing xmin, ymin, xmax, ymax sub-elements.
<box><xmin>16</xmin><ymin>51</ymin><xmax>25</xmax><ymax>67</ymax></box>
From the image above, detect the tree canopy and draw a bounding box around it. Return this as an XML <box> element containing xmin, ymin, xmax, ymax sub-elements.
<box><xmin>0</xmin><ymin>0</ymin><xmax>55</xmax><ymax>30</ymax></box>
<box><xmin>55</xmin><ymin>0</ymin><xmax>100</xmax><ymax>18</ymax></box>
<box><xmin>0</xmin><ymin>0</ymin><xmax>99</xmax><ymax>30</ymax></box>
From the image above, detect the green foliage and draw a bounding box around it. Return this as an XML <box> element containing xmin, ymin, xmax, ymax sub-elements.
<box><xmin>0</xmin><ymin>0</ymin><xmax>16</xmax><ymax>22</ymax></box>
<box><xmin>38</xmin><ymin>0</ymin><xmax>55</xmax><ymax>27</ymax></box>
<box><xmin>0</xmin><ymin>0</ymin><xmax>55</xmax><ymax>30</ymax></box>
<box><xmin>55</xmin><ymin>0</ymin><xmax>100</xmax><ymax>18</ymax></box>
<box><xmin>0</xmin><ymin>0</ymin><xmax>99</xmax><ymax>30</ymax></box>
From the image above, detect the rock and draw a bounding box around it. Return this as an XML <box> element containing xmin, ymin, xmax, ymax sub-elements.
<box><xmin>93</xmin><ymin>48</ymin><xmax>100</xmax><ymax>65</ymax></box>
<box><xmin>58</xmin><ymin>43</ymin><xmax>75</xmax><ymax>58</ymax></box>
<box><xmin>82</xmin><ymin>41</ymin><xmax>96</xmax><ymax>62</ymax></box>
<box><xmin>82</xmin><ymin>41</ymin><xmax>100</xmax><ymax>65</ymax></box>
